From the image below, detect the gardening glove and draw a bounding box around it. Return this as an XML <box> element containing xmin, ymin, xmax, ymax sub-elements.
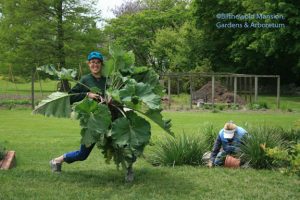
<box><xmin>208</xmin><ymin>160</ymin><xmax>213</xmax><ymax>168</ymax></box>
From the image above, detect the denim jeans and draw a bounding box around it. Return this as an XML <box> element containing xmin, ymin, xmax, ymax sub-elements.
<box><xmin>213</xmin><ymin>151</ymin><xmax>227</xmax><ymax>166</ymax></box>
<box><xmin>63</xmin><ymin>143</ymin><xmax>95</xmax><ymax>163</ymax></box>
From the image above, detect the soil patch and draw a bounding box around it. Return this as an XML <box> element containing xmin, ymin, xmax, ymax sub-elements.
<box><xmin>193</xmin><ymin>81</ymin><xmax>246</xmax><ymax>105</ymax></box>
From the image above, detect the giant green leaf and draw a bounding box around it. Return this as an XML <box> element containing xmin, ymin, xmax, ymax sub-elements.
<box><xmin>77</xmin><ymin>102</ymin><xmax>112</xmax><ymax>146</ymax></box>
<box><xmin>74</xmin><ymin>98</ymin><xmax>99</xmax><ymax>114</ymax></box>
<box><xmin>111</xmin><ymin>112</ymin><xmax>151</xmax><ymax>151</ymax></box>
<box><xmin>37</xmin><ymin>65</ymin><xmax>77</xmax><ymax>80</ymax></box>
<box><xmin>86</xmin><ymin>104</ymin><xmax>112</xmax><ymax>133</ymax></box>
<box><xmin>119</xmin><ymin>79</ymin><xmax>161</xmax><ymax>111</ymax></box>
<box><xmin>80</xmin><ymin>128</ymin><xmax>97</xmax><ymax>146</ymax></box>
<box><xmin>139</xmin><ymin>109</ymin><xmax>174</xmax><ymax>136</ymax></box>
<box><xmin>102</xmin><ymin>59</ymin><xmax>115</xmax><ymax>77</ymax></box>
<box><xmin>37</xmin><ymin>65</ymin><xmax>57</xmax><ymax>76</ymax></box>
<box><xmin>33</xmin><ymin>92</ymin><xmax>71</xmax><ymax>118</ymax></box>
<box><xmin>131</xmin><ymin>68</ymin><xmax>165</xmax><ymax>97</ymax></box>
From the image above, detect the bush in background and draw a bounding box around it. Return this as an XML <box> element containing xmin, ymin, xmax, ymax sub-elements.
<box><xmin>247</xmin><ymin>101</ymin><xmax>269</xmax><ymax>110</ymax></box>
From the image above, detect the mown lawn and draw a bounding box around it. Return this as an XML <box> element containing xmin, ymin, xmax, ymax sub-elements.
<box><xmin>0</xmin><ymin>109</ymin><xmax>299</xmax><ymax>199</ymax></box>
<box><xmin>0</xmin><ymin>78</ymin><xmax>59</xmax><ymax>94</ymax></box>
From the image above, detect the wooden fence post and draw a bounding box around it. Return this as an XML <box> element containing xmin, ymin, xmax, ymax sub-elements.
<box><xmin>190</xmin><ymin>75</ymin><xmax>193</xmax><ymax>109</ymax></box>
<box><xmin>31</xmin><ymin>68</ymin><xmax>35</xmax><ymax>110</ymax></box>
<box><xmin>254</xmin><ymin>76</ymin><xmax>258</xmax><ymax>102</ymax></box>
<box><xmin>277</xmin><ymin>76</ymin><xmax>280</xmax><ymax>109</ymax></box>
<box><xmin>211</xmin><ymin>75</ymin><xmax>215</xmax><ymax>108</ymax></box>
<box><xmin>249</xmin><ymin>77</ymin><xmax>253</xmax><ymax>103</ymax></box>
<box><xmin>168</xmin><ymin>76</ymin><xmax>171</xmax><ymax>109</ymax></box>
<box><xmin>177</xmin><ymin>77</ymin><xmax>180</xmax><ymax>96</ymax></box>
<box><xmin>234</xmin><ymin>76</ymin><xmax>237</xmax><ymax>104</ymax></box>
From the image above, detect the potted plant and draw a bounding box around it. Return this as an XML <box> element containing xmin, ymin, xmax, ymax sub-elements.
<box><xmin>0</xmin><ymin>142</ymin><xmax>16</xmax><ymax>170</ymax></box>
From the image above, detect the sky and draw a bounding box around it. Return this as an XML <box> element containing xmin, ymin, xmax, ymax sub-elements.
<box><xmin>96</xmin><ymin>0</ymin><xmax>126</xmax><ymax>19</ymax></box>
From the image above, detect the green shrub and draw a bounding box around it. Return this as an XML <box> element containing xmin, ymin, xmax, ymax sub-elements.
<box><xmin>247</xmin><ymin>101</ymin><xmax>269</xmax><ymax>110</ymax></box>
<box><xmin>230</xmin><ymin>104</ymin><xmax>240</xmax><ymax>110</ymax></box>
<box><xmin>265</xmin><ymin>143</ymin><xmax>300</xmax><ymax>177</ymax></box>
<box><xmin>211</xmin><ymin>109</ymin><xmax>219</xmax><ymax>113</ymax></box>
<box><xmin>203</xmin><ymin>104</ymin><xmax>212</xmax><ymax>110</ymax></box>
<box><xmin>280</xmin><ymin>103</ymin><xmax>293</xmax><ymax>112</ymax></box>
<box><xmin>147</xmin><ymin>133</ymin><xmax>209</xmax><ymax>166</ymax></box>
<box><xmin>239</xmin><ymin>126</ymin><xmax>283</xmax><ymax>169</ymax></box>
<box><xmin>217</xmin><ymin>104</ymin><xmax>226</xmax><ymax>111</ymax></box>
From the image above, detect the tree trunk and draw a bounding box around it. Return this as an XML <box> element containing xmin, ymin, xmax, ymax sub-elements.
<box><xmin>56</xmin><ymin>0</ymin><xmax>65</xmax><ymax>68</ymax></box>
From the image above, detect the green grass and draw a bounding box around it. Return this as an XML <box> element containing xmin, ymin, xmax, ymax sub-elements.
<box><xmin>0</xmin><ymin>78</ymin><xmax>77</xmax><ymax>95</ymax></box>
<box><xmin>0</xmin><ymin>78</ymin><xmax>57</xmax><ymax>94</ymax></box>
<box><xmin>258</xmin><ymin>96</ymin><xmax>300</xmax><ymax>112</ymax></box>
<box><xmin>0</xmin><ymin>109</ymin><xmax>299</xmax><ymax>199</ymax></box>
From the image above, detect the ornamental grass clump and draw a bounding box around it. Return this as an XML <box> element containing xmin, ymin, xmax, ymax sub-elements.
<box><xmin>147</xmin><ymin>133</ymin><xmax>209</xmax><ymax>166</ymax></box>
<box><xmin>239</xmin><ymin>125</ymin><xmax>283</xmax><ymax>169</ymax></box>
<box><xmin>279</xmin><ymin>128</ymin><xmax>300</xmax><ymax>144</ymax></box>
<box><xmin>202</xmin><ymin>123</ymin><xmax>218</xmax><ymax>150</ymax></box>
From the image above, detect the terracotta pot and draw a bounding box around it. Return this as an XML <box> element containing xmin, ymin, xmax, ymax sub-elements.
<box><xmin>224</xmin><ymin>155</ymin><xmax>240</xmax><ymax>168</ymax></box>
<box><xmin>0</xmin><ymin>151</ymin><xmax>16</xmax><ymax>170</ymax></box>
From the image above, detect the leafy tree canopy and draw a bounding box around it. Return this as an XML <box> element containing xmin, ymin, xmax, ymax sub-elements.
<box><xmin>0</xmin><ymin>0</ymin><xmax>103</xmax><ymax>77</ymax></box>
<box><xmin>193</xmin><ymin>0</ymin><xmax>300</xmax><ymax>84</ymax></box>
<box><xmin>105</xmin><ymin>0</ymin><xmax>191</xmax><ymax>72</ymax></box>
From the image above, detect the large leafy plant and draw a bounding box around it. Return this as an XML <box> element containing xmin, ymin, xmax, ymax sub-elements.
<box><xmin>33</xmin><ymin>45</ymin><xmax>173</xmax><ymax>170</ymax></box>
<box><xmin>37</xmin><ymin>65</ymin><xmax>77</xmax><ymax>92</ymax></box>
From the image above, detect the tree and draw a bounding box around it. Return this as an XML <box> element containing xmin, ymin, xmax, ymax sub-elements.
<box><xmin>112</xmin><ymin>0</ymin><xmax>147</xmax><ymax>17</ymax></box>
<box><xmin>105</xmin><ymin>0</ymin><xmax>190</xmax><ymax>72</ymax></box>
<box><xmin>150</xmin><ymin>22</ymin><xmax>207</xmax><ymax>72</ymax></box>
<box><xmin>0</xmin><ymin>0</ymin><xmax>103</xmax><ymax>79</ymax></box>
<box><xmin>193</xmin><ymin>0</ymin><xmax>300</xmax><ymax>85</ymax></box>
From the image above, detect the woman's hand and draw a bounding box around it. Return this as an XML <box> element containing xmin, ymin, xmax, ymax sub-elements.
<box><xmin>87</xmin><ymin>92</ymin><xmax>104</xmax><ymax>103</ymax></box>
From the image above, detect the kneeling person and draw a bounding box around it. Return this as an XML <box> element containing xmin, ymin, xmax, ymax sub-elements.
<box><xmin>209</xmin><ymin>121</ymin><xmax>247</xmax><ymax>167</ymax></box>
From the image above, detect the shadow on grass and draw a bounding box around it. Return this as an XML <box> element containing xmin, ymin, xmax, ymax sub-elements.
<box><xmin>54</xmin><ymin>167</ymin><xmax>195</xmax><ymax>187</ymax></box>
<box><xmin>11</xmin><ymin>166</ymin><xmax>196</xmax><ymax>188</ymax></box>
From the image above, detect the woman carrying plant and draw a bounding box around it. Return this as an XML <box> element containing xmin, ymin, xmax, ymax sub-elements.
<box><xmin>49</xmin><ymin>51</ymin><xmax>108</xmax><ymax>171</ymax></box>
<box><xmin>208</xmin><ymin>121</ymin><xmax>248</xmax><ymax>167</ymax></box>
<box><xmin>34</xmin><ymin>46</ymin><xmax>172</xmax><ymax>182</ymax></box>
